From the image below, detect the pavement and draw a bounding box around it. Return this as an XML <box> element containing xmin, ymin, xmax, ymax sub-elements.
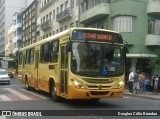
<box><xmin>124</xmin><ymin>85</ymin><xmax>160</xmax><ymax>101</ymax></box>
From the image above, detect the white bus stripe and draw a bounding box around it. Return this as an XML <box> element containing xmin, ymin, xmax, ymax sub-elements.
<box><xmin>4</xmin><ymin>88</ymin><xmax>32</xmax><ymax>100</ymax></box>
<box><xmin>19</xmin><ymin>88</ymin><xmax>50</xmax><ymax>99</ymax></box>
<box><xmin>0</xmin><ymin>95</ymin><xmax>11</xmax><ymax>101</ymax></box>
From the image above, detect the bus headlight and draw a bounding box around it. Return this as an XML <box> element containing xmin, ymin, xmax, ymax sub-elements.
<box><xmin>113</xmin><ymin>81</ymin><xmax>124</xmax><ymax>89</ymax></box>
<box><xmin>71</xmin><ymin>79</ymin><xmax>85</xmax><ymax>89</ymax></box>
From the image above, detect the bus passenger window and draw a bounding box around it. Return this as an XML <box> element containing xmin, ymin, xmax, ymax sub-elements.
<box><xmin>50</xmin><ymin>40</ymin><xmax>59</xmax><ymax>62</ymax></box>
<box><xmin>40</xmin><ymin>43</ymin><xmax>50</xmax><ymax>63</ymax></box>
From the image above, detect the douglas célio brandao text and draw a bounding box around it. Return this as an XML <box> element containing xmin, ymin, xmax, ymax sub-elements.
<box><xmin>118</xmin><ymin>111</ymin><xmax>158</xmax><ymax>116</ymax></box>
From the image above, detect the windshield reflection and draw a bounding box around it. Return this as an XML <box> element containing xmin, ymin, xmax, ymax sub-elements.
<box><xmin>71</xmin><ymin>42</ymin><xmax>124</xmax><ymax>77</ymax></box>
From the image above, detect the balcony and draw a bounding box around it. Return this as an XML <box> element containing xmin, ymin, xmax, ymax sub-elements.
<box><xmin>40</xmin><ymin>0</ymin><xmax>55</xmax><ymax>12</ymax></box>
<box><xmin>80</xmin><ymin>3</ymin><xmax>110</xmax><ymax>24</ymax></box>
<box><xmin>56</xmin><ymin>8</ymin><xmax>72</xmax><ymax>22</ymax></box>
<box><xmin>145</xmin><ymin>34</ymin><xmax>160</xmax><ymax>46</ymax></box>
<box><xmin>147</xmin><ymin>1</ymin><xmax>160</xmax><ymax>15</ymax></box>
<box><xmin>41</xmin><ymin>19</ymin><xmax>52</xmax><ymax>31</ymax></box>
<box><xmin>14</xmin><ymin>35</ymin><xmax>22</xmax><ymax>42</ymax></box>
<box><xmin>14</xmin><ymin>23</ymin><xmax>22</xmax><ymax>30</ymax></box>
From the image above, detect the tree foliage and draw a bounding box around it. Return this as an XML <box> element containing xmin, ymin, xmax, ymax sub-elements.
<box><xmin>149</xmin><ymin>49</ymin><xmax>160</xmax><ymax>69</ymax></box>
<box><xmin>8</xmin><ymin>53</ymin><xmax>16</xmax><ymax>58</ymax></box>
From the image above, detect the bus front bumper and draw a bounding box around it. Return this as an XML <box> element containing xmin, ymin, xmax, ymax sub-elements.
<box><xmin>66</xmin><ymin>85</ymin><xmax>124</xmax><ymax>99</ymax></box>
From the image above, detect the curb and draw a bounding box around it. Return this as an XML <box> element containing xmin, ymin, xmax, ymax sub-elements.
<box><xmin>124</xmin><ymin>93</ymin><xmax>160</xmax><ymax>101</ymax></box>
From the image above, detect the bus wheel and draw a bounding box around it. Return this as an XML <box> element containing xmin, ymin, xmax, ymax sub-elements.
<box><xmin>50</xmin><ymin>83</ymin><xmax>60</xmax><ymax>102</ymax></box>
<box><xmin>25</xmin><ymin>79</ymin><xmax>32</xmax><ymax>91</ymax></box>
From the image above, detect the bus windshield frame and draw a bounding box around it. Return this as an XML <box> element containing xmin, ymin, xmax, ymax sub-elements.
<box><xmin>70</xmin><ymin>41</ymin><xmax>125</xmax><ymax>77</ymax></box>
<box><xmin>70</xmin><ymin>29</ymin><xmax>125</xmax><ymax>77</ymax></box>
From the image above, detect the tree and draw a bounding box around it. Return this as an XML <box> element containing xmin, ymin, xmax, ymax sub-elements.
<box><xmin>8</xmin><ymin>53</ymin><xmax>16</xmax><ymax>58</ymax></box>
<box><xmin>149</xmin><ymin>49</ymin><xmax>160</xmax><ymax>70</ymax></box>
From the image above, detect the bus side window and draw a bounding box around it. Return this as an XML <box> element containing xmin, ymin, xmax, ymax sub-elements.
<box><xmin>50</xmin><ymin>40</ymin><xmax>59</xmax><ymax>62</ymax></box>
<box><xmin>40</xmin><ymin>42</ymin><xmax>50</xmax><ymax>63</ymax></box>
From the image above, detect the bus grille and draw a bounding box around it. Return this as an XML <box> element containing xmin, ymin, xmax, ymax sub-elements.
<box><xmin>83</xmin><ymin>78</ymin><xmax>115</xmax><ymax>84</ymax></box>
<box><xmin>90</xmin><ymin>91</ymin><xmax>109</xmax><ymax>95</ymax></box>
<box><xmin>87</xmin><ymin>85</ymin><xmax>111</xmax><ymax>89</ymax></box>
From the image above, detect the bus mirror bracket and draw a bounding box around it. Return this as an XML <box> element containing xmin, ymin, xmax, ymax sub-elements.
<box><xmin>124</xmin><ymin>42</ymin><xmax>129</xmax><ymax>53</ymax></box>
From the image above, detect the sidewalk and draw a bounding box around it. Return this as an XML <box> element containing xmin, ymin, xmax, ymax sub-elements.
<box><xmin>124</xmin><ymin>86</ymin><xmax>160</xmax><ymax>101</ymax></box>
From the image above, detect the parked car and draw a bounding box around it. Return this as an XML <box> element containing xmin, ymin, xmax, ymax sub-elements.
<box><xmin>0</xmin><ymin>69</ymin><xmax>10</xmax><ymax>84</ymax></box>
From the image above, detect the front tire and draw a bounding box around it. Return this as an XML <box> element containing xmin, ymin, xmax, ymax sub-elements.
<box><xmin>25</xmin><ymin>79</ymin><xmax>32</xmax><ymax>91</ymax></box>
<box><xmin>50</xmin><ymin>83</ymin><xmax>60</xmax><ymax>102</ymax></box>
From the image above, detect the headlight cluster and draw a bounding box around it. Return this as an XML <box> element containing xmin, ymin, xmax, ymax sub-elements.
<box><xmin>71</xmin><ymin>79</ymin><xmax>86</xmax><ymax>89</ymax></box>
<box><xmin>113</xmin><ymin>81</ymin><xmax>124</xmax><ymax>89</ymax></box>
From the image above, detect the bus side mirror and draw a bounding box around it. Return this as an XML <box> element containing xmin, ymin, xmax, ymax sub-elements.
<box><xmin>66</xmin><ymin>41</ymin><xmax>72</xmax><ymax>52</ymax></box>
<box><xmin>124</xmin><ymin>44</ymin><xmax>129</xmax><ymax>53</ymax></box>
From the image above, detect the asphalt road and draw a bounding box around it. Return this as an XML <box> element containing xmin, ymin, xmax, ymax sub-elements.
<box><xmin>0</xmin><ymin>77</ymin><xmax>160</xmax><ymax>119</ymax></box>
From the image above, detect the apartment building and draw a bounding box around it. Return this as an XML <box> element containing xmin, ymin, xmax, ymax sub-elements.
<box><xmin>79</xmin><ymin>0</ymin><xmax>160</xmax><ymax>76</ymax></box>
<box><xmin>6</xmin><ymin>23</ymin><xmax>14</xmax><ymax>56</ymax></box>
<box><xmin>0</xmin><ymin>0</ymin><xmax>28</xmax><ymax>56</ymax></box>
<box><xmin>13</xmin><ymin>11</ymin><xmax>23</xmax><ymax>56</ymax></box>
<box><xmin>39</xmin><ymin>0</ymin><xmax>80</xmax><ymax>40</ymax></box>
<box><xmin>22</xmin><ymin>0</ymin><xmax>41</xmax><ymax>47</ymax></box>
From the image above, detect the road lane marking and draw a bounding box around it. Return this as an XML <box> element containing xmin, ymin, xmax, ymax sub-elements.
<box><xmin>18</xmin><ymin>88</ymin><xmax>50</xmax><ymax>99</ymax></box>
<box><xmin>0</xmin><ymin>95</ymin><xmax>11</xmax><ymax>101</ymax></box>
<box><xmin>124</xmin><ymin>96</ymin><xmax>131</xmax><ymax>98</ymax></box>
<box><xmin>3</xmin><ymin>88</ymin><xmax>32</xmax><ymax>100</ymax></box>
<box><xmin>0</xmin><ymin>116</ymin><xmax>7</xmax><ymax>119</ymax></box>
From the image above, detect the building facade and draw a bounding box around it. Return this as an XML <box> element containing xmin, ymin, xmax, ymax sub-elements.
<box><xmin>13</xmin><ymin>11</ymin><xmax>24</xmax><ymax>56</ymax></box>
<box><xmin>6</xmin><ymin>23</ymin><xmax>14</xmax><ymax>56</ymax></box>
<box><xmin>39</xmin><ymin>0</ymin><xmax>80</xmax><ymax>40</ymax></box>
<box><xmin>22</xmin><ymin>0</ymin><xmax>41</xmax><ymax>47</ymax></box>
<box><xmin>0</xmin><ymin>0</ymin><xmax>28</xmax><ymax>56</ymax></box>
<box><xmin>79</xmin><ymin>0</ymin><xmax>160</xmax><ymax>78</ymax></box>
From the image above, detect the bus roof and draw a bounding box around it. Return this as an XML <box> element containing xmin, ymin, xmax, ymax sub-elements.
<box><xmin>20</xmin><ymin>27</ymin><xmax>121</xmax><ymax>51</ymax></box>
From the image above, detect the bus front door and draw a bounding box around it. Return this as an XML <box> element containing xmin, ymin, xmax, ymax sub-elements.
<box><xmin>33</xmin><ymin>51</ymin><xmax>39</xmax><ymax>89</ymax></box>
<box><xmin>60</xmin><ymin>44</ymin><xmax>68</xmax><ymax>95</ymax></box>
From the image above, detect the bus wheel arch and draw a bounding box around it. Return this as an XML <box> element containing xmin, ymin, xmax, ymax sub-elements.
<box><xmin>49</xmin><ymin>78</ymin><xmax>60</xmax><ymax>102</ymax></box>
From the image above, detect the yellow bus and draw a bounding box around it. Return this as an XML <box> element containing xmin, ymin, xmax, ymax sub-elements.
<box><xmin>0</xmin><ymin>57</ymin><xmax>17</xmax><ymax>78</ymax></box>
<box><xmin>18</xmin><ymin>27</ymin><xmax>128</xmax><ymax>101</ymax></box>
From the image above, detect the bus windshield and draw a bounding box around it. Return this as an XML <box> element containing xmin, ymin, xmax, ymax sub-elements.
<box><xmin>0</xmin><ymin>61</ymin><xmax>17</xmax><ymax>69</ymax></box>
<box><xmin>71</xmin><ymin>42</ymin><xmax>124</xmax><ymax>77</ymax></box>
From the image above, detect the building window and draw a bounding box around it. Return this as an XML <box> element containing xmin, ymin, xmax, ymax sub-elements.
<box><xmin>46</xmin><ymin>34</ymin><xmax>48</xmax><ymax>38</ymax></box>
<box><xmin>57</xmin><ymin>7</ymin><xmax>59</xmax><ymax>14</ymax></box>
<box><xmin>71</xmin><ymin>0</ymin><xmax>74</xmax><ymax>8</ymax></box>
<box><xmin>60</xmin><ymin>4</ymin><xmax>64</xmax><ymax>12</ymax></box>
<box><xmin>65</xmin><ymin>1</ymin><xmax>68</xmax><ymax>9</ymax></box>
<box><xmin>113</xmin><ymin>16</ymin><xmax>132</xmax><ymax>32</ymax></box>
<box><xmin>76</xmin><ymin>21</ymin><xmax>79</xmax><ymax>27</ymax></box>
<box><xmin>52</xmin><ymin>10</ymin><xmax>55</xmax><ymax>20</ymax></box>
<box><xmin>49</xmin><ymin>12</ymin><xmax>52</xmax><ymax>20</ymax></box>
<box><xmin>148</xmin><ymin>20</ymin><xmax>160</xmax><ymax>35</ymax></box>
<box><xmin>70</xmin><ymin>23</ymin><xmax>74</xmax><ymax>28</ymax></box>
<box><xmin>149</xmin><ymin>0</ymin><xmax>160</xmax><ymax>2</ymax></box>
<box><xmin>60</xmin><ymin>27</ymin><xmax>63</xmax><ymax>32</ymax></box>
<box><xmin>65</xmin><ymin>25</ymin><xmax>68</xmax><ymax>30</ymax></box>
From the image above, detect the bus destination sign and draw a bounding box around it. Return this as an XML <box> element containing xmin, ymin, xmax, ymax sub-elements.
<box><xmin>72</xmin><ymin>30</ymin><xmax>123</xmax><ymax>43</ymax></box>
<box><xmin>84</xmin><ymin>33</ymin><xmax>112</xmax><ymax>41</ymax></box>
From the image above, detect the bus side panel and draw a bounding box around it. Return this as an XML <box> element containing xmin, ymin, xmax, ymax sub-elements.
<box><xmin>25</xmin><ymin>64</ymin><xmax>35</xmax><ymax>87</ymax></box>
